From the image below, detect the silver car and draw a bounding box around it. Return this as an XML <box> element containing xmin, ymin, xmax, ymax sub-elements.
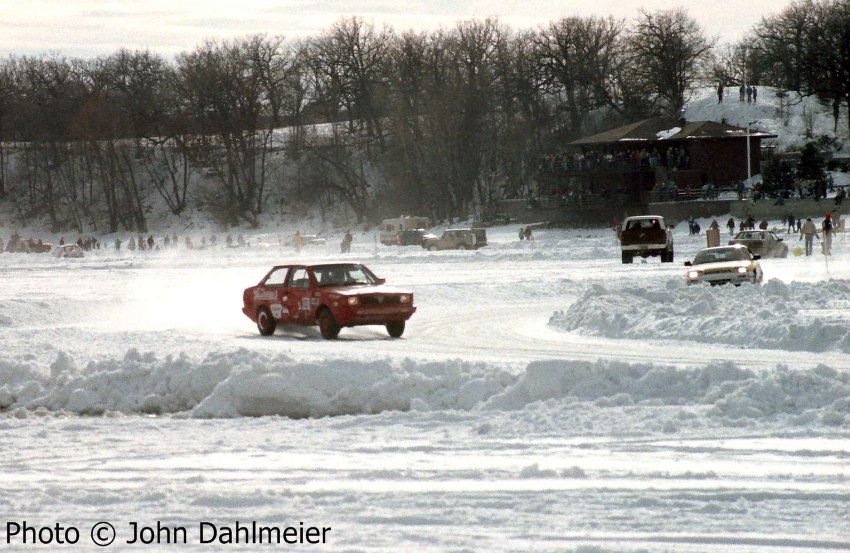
<box><xmin>684</xmin><ymin>244</ymin><xmax>763</xmax><ymax>286</ymax></box>
<box><xmin>728</xmin><ymin>230</ymin><xmax>788</xmax><ymax>258</ymax></box>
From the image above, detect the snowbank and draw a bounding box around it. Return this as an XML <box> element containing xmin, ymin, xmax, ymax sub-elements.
<box><xmin>551</xmin><ymin>278</ymin><xmax>850</xmax><ymax>353</ymax></box>
<box><xmin>2</xmin><ymin>349</ymin><xmax>847</xmax><ymax>427</ymax></box>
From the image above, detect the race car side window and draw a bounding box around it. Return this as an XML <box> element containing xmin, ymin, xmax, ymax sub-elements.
<box><xmin>287</xmin><ymin>267</ymin><xmax>310</xmax><ymax>288</ymax></box>
<box><xmin>264</xmin><ymin>267</ymin><xmax>289</xmax><ymax>287</ymax></box>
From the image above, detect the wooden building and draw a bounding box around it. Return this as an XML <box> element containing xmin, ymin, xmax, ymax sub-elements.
<box><xmin>535</xmin><ymin>117</ymin><xmax>776</xmax><ymax>207</ymax></box>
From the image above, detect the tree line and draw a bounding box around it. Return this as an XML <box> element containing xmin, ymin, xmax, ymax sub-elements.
<box><xmin>0</xmin><ymin>0</ymin><xmax>847</xmax><ymax>234</ymax></box>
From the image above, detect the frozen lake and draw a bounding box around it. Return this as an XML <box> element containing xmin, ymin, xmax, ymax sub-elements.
<box><xmin>1</xmin><ymin>223</ymin><xmax>848</xmax><ymax>552</ymax></box>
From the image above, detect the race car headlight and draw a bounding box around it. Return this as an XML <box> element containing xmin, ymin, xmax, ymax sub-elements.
<box><xmin>737</xmin><ymin>266</ymin><xmax>747</xmax><ymax>274</ymax></box>
<box><xmin>399</xmin><ymin>294</ymin><xmax>410</xmax><ymax>303</ymax></box>
<box><xmin>347</xmin><ymin>297</ymin><xmax>360</xmax><ymax>305</ymax></box>
<box><xmin>688</xmin><ymin>270</ymin><xmax>700</xmax><ymax>279</ymax></box>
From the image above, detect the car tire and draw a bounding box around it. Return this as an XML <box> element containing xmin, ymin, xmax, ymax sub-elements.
<box><xmin>387</xmin><ymin>321</ymin><xmax>404</xmax><ymax>338</ymax></box>
<box><xmin>428</xmin><ymin>245</ymin><xmax>437</xmax><ymax>251</ymax></box>
<box><xmin>256</xmin><ymin>307</ymin><xmax>276</xmax><ymax>336</ymax></box>
<box><xmin>621</xmin><ymin>252</ymin><xmax>633</xmax><ymax>264</ymax></box>
<box><xmin>318</xmin><ymin>309</ymin><xmax>340</xmax><ymax>340</ymax></box>
<box><xmin>386</xmin><ymin>321</ymin><xmax>405</xmax><ymax>338</ymax></box>
<box><xmin>663</xmin><ymin>249</ymin><xmax>674</xmax><ymax>263</ymax></box>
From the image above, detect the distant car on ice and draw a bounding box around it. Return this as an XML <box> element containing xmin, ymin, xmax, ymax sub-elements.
<box><xmin>53</xmin><ymin>244</ymin><xmax>84</xmax><ymax>258</ymax></box>
<box><xmin>242</xmin><ymin>262</ymin><xmax>416</xmax><ymax>339</ymax></box>
<box><xmin>301</xmin><ymin>234</ymin><xmax>327</xmax><ymax>246</ymax></box>
<box><xmin>379</xmin><ymin>215</ymin><xmax>431</xmax><ymax>245</ymax></box>
<box><xmin>684</xmin><ymin>244</ymin><xmax>763</xmax><ymax>286</ymax></box>
<box><xmin>395</xmin><ymin>229</ymin><xmax>428</xmax><ymax>246</ymax></box>
<box><xmin>728</xmin><ymin>230</ymin><xmax>788</xmax><ymax>258</ymax></box>
<box><xmin>421</xmin><ymin>228</ymin><xmax>487</xmax><ymax>250</ymax></box>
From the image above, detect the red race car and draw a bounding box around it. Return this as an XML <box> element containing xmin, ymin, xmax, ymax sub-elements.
<box><xmin>242</xmin><ymin>262</ymin><xmax>416</xmax><ymax>339</ymax></box>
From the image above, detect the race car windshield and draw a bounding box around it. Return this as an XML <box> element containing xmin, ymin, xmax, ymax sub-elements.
<box><xmin>692</xmin><ymin>248</ymin><xmax>749</xmax><ymax>265</ymax></box>
<box><xmin>314</xmin><ymin>264</ymin><xmax>378</xmax><ymax>286</ymax></box>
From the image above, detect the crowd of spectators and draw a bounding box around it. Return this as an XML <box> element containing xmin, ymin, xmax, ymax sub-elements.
<box><xmin>538</xmin><ymin>147</ymin><xmax>690</xmax><ymax>175</ymax></box>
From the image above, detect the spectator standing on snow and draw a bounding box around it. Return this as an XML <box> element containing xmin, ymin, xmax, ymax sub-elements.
<box><xmin>518</xmin><ymin>227</ymin><xmax>525</xmax><ymax>240</ymax></box>
<box><xmin>726</xmin><ymin>217</ymin><xmax>736</xmax><ymax>235</ymax></box>
<box><xmin>294</xmin><ymin>230</ymin><xmax>303</xmax><ymax>253</ymax></box>
<box><xmin>800</xmin><ymin>217</ymin><xmax>819</xmax><ymax>256</ymax></box>
<box><xmin>787</xmin><ymin>213</ymin><xmax>796</xmax><ymax>233</ymax></box>
<box><xmin>822</xmin><ymin>213</ymin><xmax>834</xmax><ymax>255</ymax></box>
<box><xmin>717</xmin><ymin>83</ymin><xmax>724</xmax><ymax>103</ymax></box>
<box><xmin>340</xmin><ymin>230</ymin><xmax>352</xmax><ymax>253</ymax></box>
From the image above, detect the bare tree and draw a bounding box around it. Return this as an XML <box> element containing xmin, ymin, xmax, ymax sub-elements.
<box><xmin>628</xmin><ymin>8</ymin><xmax>715</xmax><ymax>115</ymax></box>
<box><xmin>749</xmin><ymin>0</ymin><xmax>816</xmax><ymax>92</ymax></box>
<box><xmin>416</xmin><ymin>19</ymin><xmax>508</xmax><ymax>221</ymax></box>
<box><xmin>13</xmin><ymin>55</ymin><xmax>90</xmax><ymax>230</ymax></box>
<box><xmin>537</xmin><ymin>16</ymin><xmax>626</xmax><ymax>137</ymax></box>
<box><xmin>177</xmin><ymin>36</ymin><xmax>285</xmax><ymax>227</ymax></box>
<box><xmin>380</xmin><ymin>30</ymin><xmax>431</xmax><ymax>214</ymax></box>
<box><xmin>803</xmin><ymin>0</ymin><xmax>850</xmax><ymax>135</ymax></box>
<box><xmin>305</xmin><ymin>17</ymin><xmax>393</xmax><ymax>150</ymax></box>
<box><xmin>0</xmin><ymin>59</ymin><xmax>18</xmax><ymax>198</ymax></box>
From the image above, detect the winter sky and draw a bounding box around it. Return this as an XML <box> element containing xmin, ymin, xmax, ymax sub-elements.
<box><xmin>2</xmin><ymin>0</ymin><xmax>797</xmax><ymax>60</ymax></box>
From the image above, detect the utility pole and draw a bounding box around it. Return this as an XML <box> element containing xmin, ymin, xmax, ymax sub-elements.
<box><xmin>743</xmin><ymin>47</ymin><xmax>751</xmax><ymax>184</ymax></box>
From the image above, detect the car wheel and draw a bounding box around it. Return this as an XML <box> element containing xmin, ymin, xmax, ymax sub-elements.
<box><xmin>386</xmin><ymin>321</ymin><xmax>405</xmax><ymax>338</ymax></box>
<box><xmin>663</xmin><ymin>249</ymin><xmax>674</xmax><ymax>263</ymax></box>
<box><xmin>318</xmin><ymin>309</ymin><xmax>340</xmax><ymax>340</ymax></box>
<box><xmin>256</xmin><ymin>307</ymin><xmax>276</xmax><ymax>336</ymax></box>
<box><xmin>428</xmin><ymin>245</ymin><xmax>437</xmax><ymax>251</ymax></box>
<box><xmin>621</xmin><ymin>252</ymin><xmax>633</xmax><ymax>264</ymax></box>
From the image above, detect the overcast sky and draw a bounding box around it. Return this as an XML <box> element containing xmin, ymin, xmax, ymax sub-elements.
<box><xmin>1</xmin><ymin>0</ymin><xmax>796</xmax><ymax>60</ymax></box>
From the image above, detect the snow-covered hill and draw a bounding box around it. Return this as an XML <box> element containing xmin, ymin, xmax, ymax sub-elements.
<box><xmin>685</xmin><ymin>85</ymin><xmax>848</xmax><ymax>155</ymax></box>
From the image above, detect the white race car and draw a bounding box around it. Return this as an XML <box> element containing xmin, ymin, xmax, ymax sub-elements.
<box><xmin>684</xmin><ymin>244</ymin><xmax>762</xmax><ymax>286</ymax></box>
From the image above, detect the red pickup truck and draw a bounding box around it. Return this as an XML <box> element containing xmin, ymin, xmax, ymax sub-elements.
<box><xmin>618</xmin><ymin>215</ymin><xmax>674</xmax><ymax>263</ymax></box>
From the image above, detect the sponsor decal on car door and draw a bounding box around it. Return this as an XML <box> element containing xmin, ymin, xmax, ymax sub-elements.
<box><xmin>285</xmin><ymin>267</ymin><xmax>311</xmax><ymax>322</ymax></box>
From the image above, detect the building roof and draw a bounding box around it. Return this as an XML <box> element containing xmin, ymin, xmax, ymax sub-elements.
<box><xmin>570</xmin><ymin>117</ymin><xmax>776</xmax><ymax>145</ymax></box>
